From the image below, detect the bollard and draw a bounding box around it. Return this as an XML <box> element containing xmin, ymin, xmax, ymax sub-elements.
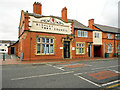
<box><xmin>3</xmin><ymin>53</ymin><xmax>5</xmax><ymax>61</ymax></box>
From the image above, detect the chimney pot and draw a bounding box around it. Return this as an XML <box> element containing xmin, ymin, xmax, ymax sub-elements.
<box><xmin>33</xmin><ymin>2</ymin><xmax>42</xmax><ymax>15</ymax></box>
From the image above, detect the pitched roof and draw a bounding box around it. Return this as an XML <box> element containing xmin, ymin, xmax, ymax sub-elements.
<box><xmin>0</xmin><ymin>40</ymin><xmax>16</xmax><ymax>43</ymax></box>
<box><xmin>25</xmin><ymin>12</ymin><xmax>91</xmax><ymax>30</ymax></box>
<box><xmin>93</xmin><ymin>24</ymin><xmax>120</xmax><ymax>33</ymax></box>
<box><xmin>67</xmin><ymin>19</ymin><xmax>92</xmax><ymax>30</ymax></box>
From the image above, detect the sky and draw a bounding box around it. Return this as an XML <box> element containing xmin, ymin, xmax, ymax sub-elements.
<box><xmin>0</xmin><ymin>0</ymin><xmax>119</xmax><ymax>41</ymax></box>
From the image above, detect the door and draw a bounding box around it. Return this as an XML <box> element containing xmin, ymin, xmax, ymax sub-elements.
<box><xmin>64</xmin><ymin>41</ymin><xmax>70</xmax><ymax>58</ymax></box>
<box><xmin>88</xmin><ymin>45</ymin><xmax>91</xmax><ymax>57</ymax></box>
<box><xmin>94</xmin><ymin>45</ymin><xmax>101</xmax><ymax>57</ymax></box>
<box><xmin>11</xmin><ymin>47</ymin><xmax>15</xmax><ymax>54</ymax></box>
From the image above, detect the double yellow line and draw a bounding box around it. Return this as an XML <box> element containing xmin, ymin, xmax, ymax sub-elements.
<box><xmin>107</xmin><ymin>83</ymin><xmax>120</xmax><ymax>88</ymax></box>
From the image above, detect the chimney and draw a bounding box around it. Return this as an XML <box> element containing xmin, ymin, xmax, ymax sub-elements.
<box><xmin>33</xmin><ymin>2</ymin><xmax>42</xmax><ymax>15</ymax></box>
<box><xmin>61</xmin><ymin>7</ymin><xmax>67</xmax><ymax>22</ymax></box>
<box><xmin>88</xmin><ymin>19</ymin><xmax>94</xmax><ymax>29</ymax></box>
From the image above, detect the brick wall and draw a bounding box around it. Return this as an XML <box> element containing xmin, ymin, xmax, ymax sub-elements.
<box><xmin>73</xmin><ymin>29</ymin><xmax>93</xmax><ymax>59</ymax></box>
<box><xmin>20</xmin><ymin>31</ymin><xmax>68</xmax><ymax>60</ymax></box>
<box><xmin>88</xmin><ymin>19</ymin><xmax>117</xmax><ymax>58</ymax></box>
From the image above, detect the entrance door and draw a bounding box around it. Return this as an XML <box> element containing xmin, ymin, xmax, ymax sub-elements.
<box><xmin>94</xmin><ymin>45</ymin><xmax>101</xmax><ymax>57</ymax></box>
<box><xmin>11</xmin><ymin>47</ymin><xmax>15</xmax><ymax>54</ymax></box>
<box><xmin>88</xmin><ymin>45</ymin><xmax>91</xmax><ymax>57</ymax></box>
<box><xmin>64</xmin><ymin>41</ymin><xmax>70</xmax><ymax>58</ymax></box>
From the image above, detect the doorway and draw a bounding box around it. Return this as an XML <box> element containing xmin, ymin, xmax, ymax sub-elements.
<box><xmin>11</xmin><ymin>47</ymin><xmax>15</xmax><ymax>54</ymax></box>
<box><xmin>64</xmin><ymin>41</ymin><xmax>70</xmax><ymax>58</ymax></box>
<box><xmin>94</xmin><ymin>45</ymin><xmax>101</xmax><ymax>57</ymax></box>
<box><xmin>88</xmin><ymin>45</ymin><xmax>91</xmax><ymax>57</ymax></box>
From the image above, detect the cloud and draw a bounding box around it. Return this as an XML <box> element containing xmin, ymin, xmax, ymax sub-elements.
<box><xmin>0</xmin><ymin>0</ymin><xmax>119</xmax><ymax>40</ymax></box>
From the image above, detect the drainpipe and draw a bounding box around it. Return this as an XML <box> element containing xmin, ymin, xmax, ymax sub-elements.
<box><xmin>114</xmin><ymin>34</ymin><xmax>115</xmax><ymax>54</ymax></box>
<box><xmin>30</xmin><ymin>32</ymin><xmax>31</xmax><ymax>61</ymax></box>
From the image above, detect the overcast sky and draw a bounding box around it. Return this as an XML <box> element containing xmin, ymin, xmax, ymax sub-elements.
<box><xmin>0</xmin><ymin>0</ymin><xmax>119</xmax><ymax>41</ymax></box>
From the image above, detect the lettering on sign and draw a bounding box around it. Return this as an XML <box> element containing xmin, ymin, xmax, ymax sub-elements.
<box><xmin>29</xmin><ymin>16</ymin><xmax>72</xmax><ymax>35</ymax></box>
<box><xmin>40</xmin><ymin>18</ymin><xmax>64</xmax><ymax>25</ymax></box>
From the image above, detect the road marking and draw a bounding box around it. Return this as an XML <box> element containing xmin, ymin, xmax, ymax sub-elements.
<box><xmin>46</xmin><ymin>64</ymin><xmax>65</xmax><ymax>71</ymax></box>
<box><xmin>101</xmin><ymin>80</ymin><xmax>120</xmax><ymax>87</ymax></box>
<box><xmin>74</xmin><ymin>70</ymin><xmax>97</xmax><ymax>75</ymax></box>
<box><xmin>75</xmin><ymin>75</ymin><xmax>101</xmax><ymax>87</ymax></box>
<box><xmin>11</xmin><ymin>71</ymin><xmax>74</xmax><ymax>80</ymax></box>
<box><xmin>58</xmin><ymin>63</ymin><xmax>92</xmax><ymax>67</ymax></box>
<box><xmin>52</xmin><ymin>66</ymin><xmax>65</xmax><ymax>71</ymax></box>
<box><xmin>74</xmin><ymin>73</ymin><xmax>120</xmax><ymax>88</ymax></box>
<box><xmin>107</xmin><ymin>83</ymin><xmax>120</xmax><ymax>88</ymax></box>
<box><xmin>92</xmin><ymin>65</ymin><xmax>120</xmax><ymax>70</ymax></box>
<box><xmin>107</xmin><ymin>69</ymin><xmax>120</xmax><ymax>73</ymax></box>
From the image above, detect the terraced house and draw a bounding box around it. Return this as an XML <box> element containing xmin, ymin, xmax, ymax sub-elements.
<box><xmin>8</xmin><ymin>2</ymin><xmax>120</xmax><ymax>61</ymax></box>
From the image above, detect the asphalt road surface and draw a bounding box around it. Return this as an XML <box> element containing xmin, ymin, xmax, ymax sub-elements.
<box><xmin>1</xmin><ymin>58</ymin><xmax>120</xmax><ymax>88</ymax></box>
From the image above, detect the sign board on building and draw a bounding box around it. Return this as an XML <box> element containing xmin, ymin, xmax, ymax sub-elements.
<box><xmin>29</xmin><ymin>16</ymin><xmax>72</xmax><ymax>35</ymax></box>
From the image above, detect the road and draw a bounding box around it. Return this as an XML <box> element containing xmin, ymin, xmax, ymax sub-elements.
<box><xmin>1</xmin><ymin>58</ymin><xmax>120</xmax><ymax>88</ymax></box>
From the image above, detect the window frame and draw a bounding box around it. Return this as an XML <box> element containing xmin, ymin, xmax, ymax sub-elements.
<box><xmin>76</xmin><ymin>42</ymin><xmax>85</xmax><ymax>55</ymax></box>
<box><xmin>36</xmin><ymin>36</ymin><xmax>55</xmax><ymax>55</ymax></box>
<box><xmin>107</xmin><ymin>33</ymin><xmax>112</xmax><ymax>39</ymax></box>
<box><xmin>107</xmin><ymin>44</ymin><xmax>112</xmax><ymax>53</ymax></box>
<box><xmin>94</xmin><ymin>32</ymin><xmax>99</xmax><ymax>38</ymax></box>
<box><xmin>78</xmin><ymin>30</ymin><xmax>88</xmax><ymax>37</ymax></box>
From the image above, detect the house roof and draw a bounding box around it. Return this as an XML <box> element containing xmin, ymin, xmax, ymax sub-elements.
<box><xmin>25</xmin><ymin>12</ymin><xmax>92</xmax><ymax>31</ymax></box>
<box><xmin>24</xmin><ymin>11</ymin><xmax>120</xmax><ymax>33</ymax></box>
<box><xmin>0</xmin><ymin>40</ymin><xmax>16</xmax><ymax>44</ymax></box>
<box><xmin>67</xmin><ymin>19</ymin><xmax>92</xmax><ymax>30</ymax></box>
<box><xmin>93</xmin><ymin>24</ymin><xmax>120</xmax><ymax>33</ymax></box>
<box><xmin>8</xmin><ymin>40</ymin><xmax>19</xmax><ymax>47</ymax></box>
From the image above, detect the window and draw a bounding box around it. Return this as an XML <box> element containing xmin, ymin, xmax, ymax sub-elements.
<box><xmin>37</xmin><ymin>44</ymin><xmax>40</xmax><ymax>54</ymax></box>
<box><xmin>107</xmin><ymin>34</ymin><xmax>112</xmax><ymax>39</ymax></box>
<box><xmin>117</xmin><ymin>36</ymin><xmax>120</xmax><ymax>40</ymax></box>
<box><xmin>116</xmin><ymin>34</ymin><xmax>120</xmax><ymax>40</ymax></box>
<box><xmin>107</xmin><ymin>44</ymin><xmax>112</xmax><ymax>53</ymax></box>
<box><xmin>76</xmin><ymin>42</ymin><xmax>85</xmax><ymax>54</ymax></box>
<box><xmin>117</xmin><ymin>44</ymin><xmax>120</xmax><ymax>52</ymax></box>
<box><xmin>95</xmin><ymin>32</ymin><xmax>99</xmax><ymax>38</ymax></box>
<box><xmin>36</xmin><ymin>37</ymin><xmax>54</xmax><ymax>55</ymax></box>
<box><xmin>78</xmin><ymin>30</ymin><xmax>87</xmax><ymax>37</ymax></box>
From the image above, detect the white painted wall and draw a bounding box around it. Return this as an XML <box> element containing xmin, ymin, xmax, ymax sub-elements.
<box><xmin>93</xmin><ymin>31</ymin><xmax>102</xmax><ymax>45</ymax></box>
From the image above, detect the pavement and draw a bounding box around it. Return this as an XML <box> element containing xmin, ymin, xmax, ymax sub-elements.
<box><xmin>0</xmin><ymin>53</ymin><xmax>119</xmax><ymax>65</ymax></box>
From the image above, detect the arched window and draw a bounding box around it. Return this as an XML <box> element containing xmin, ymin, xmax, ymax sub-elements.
<box><xmin>107</xmin><ymin>44</ymin><xmax>112</xmax><ymax>53</ymax></box>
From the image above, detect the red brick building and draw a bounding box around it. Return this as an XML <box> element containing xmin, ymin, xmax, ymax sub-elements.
<box><xmin>8</xmin><ymin>2</ymin><xmax>120</xmax><ymax>61</ymax></box>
